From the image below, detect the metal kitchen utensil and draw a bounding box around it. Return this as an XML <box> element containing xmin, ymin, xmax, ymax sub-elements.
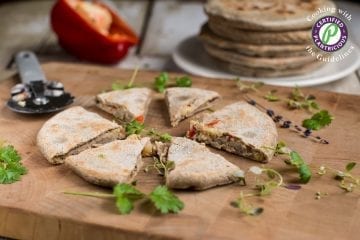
<box><xmin>6</xmin><ymin>51</ymin><xmax>74</xmax><ymax>114</ymax></box>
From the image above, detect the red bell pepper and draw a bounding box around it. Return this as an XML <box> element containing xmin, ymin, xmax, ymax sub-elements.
<box><xmin>51</xmin><ymin>0</ymin><xmax>138</xmax><ymax>64</ymax></box>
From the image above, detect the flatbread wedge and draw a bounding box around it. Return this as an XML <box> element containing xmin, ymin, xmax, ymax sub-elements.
<box><xmin>37</xmin><ymin>106</ymin><xmax>125</xmax><ymax>164</ymax></box>
<box><xmin>187</xmin><ymin>101</ymin><xmax>278</xmax><ymax>162</ymax></box>
<box><xmin>165</xmin><ymin>87</ymin><xmax>220</xmax><ymax>127</ymax></box>
<box><xmin>166</xmin><ymin>137</ymin><xmax>242</xmax><ymax>190</ymax></box>
<box><xmin>65</xmin><ymin>136</ymin><xmax>150</xmax><ymax>187</ymax></box>
<box><xmin>96</xmin><ymin>88</ymin><xmax>152</xmax><ymax>123</ymax></box>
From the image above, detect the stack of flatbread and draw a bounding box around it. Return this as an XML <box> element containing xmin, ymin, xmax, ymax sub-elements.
<box><xmin>199</xmin><ymin>0</ymin><xmax>335</xmax><ymax>77</ymax></box>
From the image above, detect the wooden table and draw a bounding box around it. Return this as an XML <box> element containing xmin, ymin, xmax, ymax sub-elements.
<box><xmin>0</xmin><ymin>1</ymin><xmax>359</xmax><ymax>239</ymax></box>
<box><xmin>0</xmin><ymin>0</ymin><xmax>359</xmax><ymax>95</ymax></box>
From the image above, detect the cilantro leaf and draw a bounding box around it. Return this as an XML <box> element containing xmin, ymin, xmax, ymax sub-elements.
<box><xmin>264</xmin><ymin>90</ymin><xmax>280</xmax><ymax>102</ymax></box>
<box><xmin>0</xmin><ymin>145</ymin><xmax>21</xmax><ymax>163</ymax></box>
<box><xmin>149</xmin><ymin>185</ymin><xmax>184</xmax><ymax>214</ymax></box>
<box><xmin>175</xmin><ymin>76</ymin><xmax>192</xmax><ymax>87</ymax></box>
<box><xmin>125</xmin><ymin>120</ymin><xmax>145</xmax><ymax>136</ymax></box>
<box><xmin>159</xmin><ymin>133</ymin><xmax>172</xmax><ymax>142</ymax></box>
<box><xmin>302</xmin><ymin>110</ymin><xmax>333</xmax><ymax>130</ymax></box>
<box><xmin>154</xmin><ymin>72</ymin><xmax>169</xmax><ymax>93</ymax></box>
<box><xmin>0</xmin><ymin>143</ymin><xmax>26</xmax><ymax>184</ymax></box>
<box><xmin>288</xmin><ymin>151</ymin><xmax>311</xmax><ymax>183</ymax></box>
<box><xmin>298</xmin><ymin>164</ymin><xmax>312</xmax><ymax>184</ymax></box>
<box><xmin>345</xmin><ymin>162</ymin><xmax>356</xmax><ymax>172</ymax></box>
<box><xmin>113</xmin><ymin>183</ymin><xmax>145</xmax><ymax>214</ymax></box>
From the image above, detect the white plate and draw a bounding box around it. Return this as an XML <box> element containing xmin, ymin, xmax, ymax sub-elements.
<box><xmin>172</xmin><ymin>36</ymin><xmax>360</xmax><ymax>87</ymax></box>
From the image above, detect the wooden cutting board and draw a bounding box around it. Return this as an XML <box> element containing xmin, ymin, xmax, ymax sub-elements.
<box><xmin>0</xmin><ymin>62</ymin><xmax>359</xmax><ymax>240</ymax></box>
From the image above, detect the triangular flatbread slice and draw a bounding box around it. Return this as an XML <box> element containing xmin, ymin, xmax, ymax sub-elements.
<box><xmin>96</xmin><ymin>88</ymin><xmax>152</xmax><ymax>123</ymax></box>
<box><xmin>166</xmin><ymin>137</ymin><xmax>241</xmax><ymax>190</ymax></box>
<box><xmin>187</xmin><ymin>101</ymin><xmax>278</xmax><ymax>162</ymax></box>
<box><xmin>37</xmin><ymin>106</ymin><xmax>125</xmax><ymax>165</ymax></box>
<box><xmin>65</xmin><ymin>136</ymin><xmax>149</xmax><ymax>187</ymax></box>
<box><xmin>165</xmin><ymin>87</ymin><xmax>220</xmax><ymax>127</ymax></box>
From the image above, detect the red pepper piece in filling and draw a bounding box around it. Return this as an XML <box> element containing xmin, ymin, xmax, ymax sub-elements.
<box><xmin>135</xmin><ymin>115</ymin><xmax>144</xmax><ymax>123</ymax></box>
<box><xmin>205</xmin><ymin>119</ymin><xmax>221</xmax><ymax>127</ymax></box>
<box><xmin>51</xmin><ymin>0</ymin><xmax>138</xmax><ymax>64</ymax></box>
<box><xmin>187</xmin><ymin>127</ymin><xmax>197</xmax><ymax>139</ymax></box>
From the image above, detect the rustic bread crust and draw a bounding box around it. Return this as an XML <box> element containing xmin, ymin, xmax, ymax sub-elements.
<box><xmin>166</xmin><ymin>137</ymin><xmax>241</xmax><ymax>190</ymax></box>
<box><xmin>37</xmin><ymin>106</ymin><xmax>125</xmax><ymax>164</ymax></box>
<box><xmin>187</xmin><ymin>101</ymin><xmax>278</xmax><ymax>162</ymax></box>
<box><xmin>165</xmin><ymin>87</ymin><xmax>220</xmax><ymax>127</ymax></box>
<box><xmin>65</xmin><ymin>136</ymin><xmax>149</xmax><ymax>187</ymax></box>
<box><xmin>96</xmin><ymin>88</ymin><xmax>152</xmax><ymax>122</ymax></box>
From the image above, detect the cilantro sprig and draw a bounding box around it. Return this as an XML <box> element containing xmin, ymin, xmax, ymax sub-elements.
<box><xmin>274</xmin><ymin>142</ymin><xmax>312</xmax><ymax>183</ymax></box>
<box><xmin>236</xmin><ymin>78</ymin><xmax>264</xmax><ymax>93</ymax></box>
<box><xmin>318</xmin><ymin>162</ymin><xmax>359</xmax><ymax>192</ymax></box>
<box><xmin>154</xmin><ymin>72</ymin><xmax>192</xmax><ymax>93</ymax></box>
<box><xmin>287</xmin><ymin>87</ymin><xmax>319</xmax><ymax>112</ymax></box>
<box><xmin>302</xmin><ymin>110</ymin><xmax>334</xmax><ymax>130</ymax></box>
<box><xmin>111</xmin><ymin>66</ymin><xmax>140</xmax><ymax>90</ymax></box>
<box><xmin>264</xmin><ymin>90</ymin><xmax>280</xmax><ymax>102</ymax></box>
<box><xmin>64</xmin><ymin>183</ymin><xmax>184</xmax><ymax>215</ymax></box>
<box><xmin>0</xmin><ymin>142</ymin><xmax>27</xmax><ymax>184</ymax></box>
<box><xmin>125</xmin><ymin>120</ymin><xmax>172</xmax><ymax>143</ymax></box>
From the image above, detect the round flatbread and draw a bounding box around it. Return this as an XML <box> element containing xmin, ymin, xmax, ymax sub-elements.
<box><xmin>205</xmin><ymin>0</ymin><xmax>336</xmax><ymax>31</ymax></box>
<box><xmin>204</xmin><ymin>43</ymin><xmax>316</xmax><ymax>70</ymax></box>
<box><xmin>208</xmin><ymin>19</ymin><xmax>312</xmax><ymax>44</ymax></box>
<box><xmin>218</xmin><ymin>59</ymin><xmax>325</xmax><ymax>77</ymax></box>
<box><xmin>199</xmin><ymin>24</ymin><xmax>309</xmax><ymax>57</ymax></box>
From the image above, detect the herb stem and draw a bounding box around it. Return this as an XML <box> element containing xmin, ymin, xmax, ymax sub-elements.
<box><xmin>128</xmin><ymin>66</ymin><xmax>140</xmax><ymax>87</ymax></box>
<box><xmin>63</xmin><ymin>191</ymin><xmax>115</xmax><ymax>198</ymax></box>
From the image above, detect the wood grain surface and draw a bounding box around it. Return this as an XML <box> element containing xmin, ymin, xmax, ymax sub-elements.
<box><xmin>0</xmin><ymin>62</ymin><xmax>359</xmax><ymax>240</ymax></box>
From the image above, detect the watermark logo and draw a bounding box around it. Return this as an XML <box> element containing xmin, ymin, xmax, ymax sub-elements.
<box><xmin>312</xmin><ymin>16</ymin><xmax>348</xmax><ymax>52</ymax></box>
<box><xmin>305</xmin><ymin>7</ymin><xmax>354</xmax><ymax>63</ymax></box>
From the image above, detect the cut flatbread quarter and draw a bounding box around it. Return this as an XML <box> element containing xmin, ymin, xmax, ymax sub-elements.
<box><xmin>166</xmin><ymin>137</ymin><xmax>242</xmax><ymax>190</ymax></box>
<box><xmin>37</xmin><ymin>106</ymin><xmax>125</xmax><ymax>164</ymax></box>
<box><xmin>187</xmin><ymin>101</ymin><xmax>278</xmax><ymax>162</ymax></box>
<box><xmin>65</xmin><ymin>136</ymin><xmax>150</xmax><ymax>187</ymax></box>
<box><xmin>96</xmin><ymin>88</ymin><xmax>152</xmax><ymax>123</ymax></box>
<box><xmin>165</xmin><ymin>87</ymin><xmax>220</xmax><ymax>127</ymax></box>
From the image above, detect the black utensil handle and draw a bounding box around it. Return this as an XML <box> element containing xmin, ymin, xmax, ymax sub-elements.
<box><xmin>15</xmin><ymin>51</ymin><xmax>47</xmax><ymax>85</ymax></box>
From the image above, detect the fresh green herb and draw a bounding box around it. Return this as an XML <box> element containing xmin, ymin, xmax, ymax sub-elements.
<box><xmin>231</xmin><ymin>191</ymin><xmax>264</xmax><ymax>216</ymax></box>
<box><xmin>0</xmin><ymin>142</ymin><xmax>27</xmax><ymax>184</ymax></box>
<box><xmin>249</xmin><ymin>166</ymin><xmax>283</xmax><ymax>196</ymax></box>
<box><xmin>302</xmin><ymin>110</ymin><xmax>334</xmax><ymax>130</ymax></box>
<box><xmin>154</xmin><ymin>72</ymin><xmax>169</xmax><ymax>93</ymax></box>
<box><xmin>146</xmin><ymin>157</ymin><xmax>175</xmax><ymax>178</ymax></box>
<box><xmin>97</xmin><ymin>154</ymin><xmax>106</xmax><ymax>159</ymax></box>
<box><xmin>264</xmin><ymin>90</ymin><xmax>280</xmax><ymax>102</ymax></box>
<box><xmin>274</xmin><ymin>141</ymin><xmax>291</xmax><ymax>155</ymax></box>
<box><xmin>125</xmin><ymin>120</ymin><xmax>145</xmax><ymax>135</ymax></box>
<box><xmin>272</xmin><ymin>141</ymin><xmax>312</xmax><ymax>184</ymax></box>
<box><xmin>149</xmin><ymin>185</ymin><xmax>184</xmax><ymax>214</ymax></box>
<box><xmin>284</xmin><ymin>151</ymin><xmax>312</xmax><ymax>183</ymax></box>
<box><xmin>287</xmin><ymin>87</ymin><xmax>319</xmax><ymax>112</ymax></box>
<box><xmin>125</xmin><ymin>121</ymin><xmax>172</xmax><ymax>143</ymax></box>
<box><xmin>236</xmin><ymin>78</ymin><xmax>264</xmax><ymax>93</ymax></box>
<box><xmin>154</xmin><ymin>72</ymin><xmax>192</xmax><ymax>93</ymax></box>
<box><xmin>317</xmin><ymin>162</ymin><xmax>359</xmax><ymax>192</ymax></box>
<box><xmin>147</xmin><ymin>129</ymin><xmax>172</xmax><ymax>143</ymax></box>
<box><xmin>112</xmin><ymin>66</ymin><xmax>140</xmax><ymax>90</ymax></box>
<box><xmin>175</xmin><ymin>76</ymin><xmax>192</xmax><ymax>87</ymax></box>
<box><xmin>113</xmin><ymin>183</ymin><xmax>145</xmax><ymax>214</ymax></box>
<box><xmin>64</xmin><ymin>184</ymin><xmax>184</xmax><ymax>215</ymax></box>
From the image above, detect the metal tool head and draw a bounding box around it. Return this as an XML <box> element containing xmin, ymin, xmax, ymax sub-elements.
<box><xmin>6</xmin><ymin>51</ymin><xmax>74</xmax><ymax>114</ymax></box>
